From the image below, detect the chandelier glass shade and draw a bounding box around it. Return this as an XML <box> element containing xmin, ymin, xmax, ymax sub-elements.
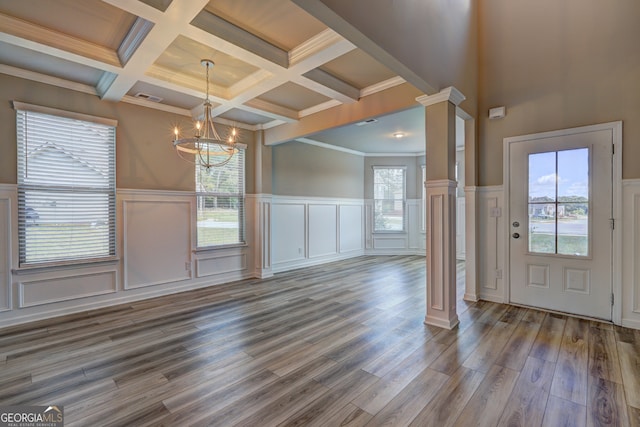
<box><xmin>173</xmin><ymin>59</ymin><xmax>246</xmax><ymax>168</ymax></box>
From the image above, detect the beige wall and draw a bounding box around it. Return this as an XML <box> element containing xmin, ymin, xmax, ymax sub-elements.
<box><xmin>0</xmin><ymin>74</ymin><xmax>258</xmax><ymax>192</ymax></box>
<box><xmin>272</xmin><ymin>142</ymin><xmax>364</xmax><ymax>198</ymax></box>
<box><xmin>479</xmin><ymin>0</ymin><xmax>640</xmax><ymax>185</ymax></box>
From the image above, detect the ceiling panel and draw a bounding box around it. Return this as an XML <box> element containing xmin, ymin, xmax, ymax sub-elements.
<box><xmin>257</xmin><ymin>81</ymin><xmax>331</xmax><ymax>111</ymax></box>
<box><xmin>153</xmin><ymin>36</ymin><xmax>260</xmax><ymax>89</ymax></box>
<box><xmin>0</xmin><ymin>0</ymin><xmax>137</xmax><ymax>50</ymax></box>
<box><xmin>138</xmin><ymin>0</ymin><xmax>173</xmax><ymax>12</ymax></box>
<box><xmin>321</xmin><ymin>49</ymin><xmax>397</xmax><ymax>89</ymax></box>
<box><xmin>218</xmin><ymin>108</ymin><xmax>275</xmax><ymax>126</ymax></box>
<box><xmin>0</xmin><ymin>42</ymin><xmax>103</xmax><ymax>86</ymax></box>
<box><xmin>204</xmin><ymin>0</ymin><xmax>326</xmax><ymax>50</ymax></box>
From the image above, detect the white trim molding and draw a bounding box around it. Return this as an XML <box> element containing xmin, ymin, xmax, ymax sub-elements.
<box><xmin>416</xmin><ymin>86</ymin><xmax>466</xmax><ymax>108</ymax></box>
<box><xmin>424</xmin><ymin>179</ymin><xmax>459</xmax><ymax>329</ymax></box>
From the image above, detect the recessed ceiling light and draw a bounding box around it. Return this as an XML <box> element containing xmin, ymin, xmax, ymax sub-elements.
<box><xmin>393</xmin><ymin>132</ymin><xmax>405</xmax><ymax>139</ymax></box>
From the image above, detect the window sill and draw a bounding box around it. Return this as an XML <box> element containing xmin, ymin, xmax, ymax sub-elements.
<box><xmin>13</xmin><ymin>256</ymin><xmax>120</xmax><ymax>275</ymax></box>
<box><xmin>373</xmin><ymin>231</ymin><xmax>407</xmax><ymax>235</ymax></box>
<box><xmin>193</xmin><ymin>243</ymin><xmax>248</xmax><ymax>254</ymax></box>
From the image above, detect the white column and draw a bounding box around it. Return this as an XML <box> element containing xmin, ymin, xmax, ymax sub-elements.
<box><xmin>417</xmin><ymin>87</ymin><xmax>466</xmax><ymax>330</ymax></box>
<box><xmin>425</xmin><ymin>179</ymin><xmax>458</xmax><ymax>328</ymax></box>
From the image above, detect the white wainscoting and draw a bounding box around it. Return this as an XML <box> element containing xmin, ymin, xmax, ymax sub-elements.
<box><xmin>477</xmin><ymin>186</ymin><xmax>505</xmax><ymax>303</ymax></box>
<box><xmin>0</xmin><ymin>187</ymin><xmax>12</xmax><ymax>312</ymax></box>
<box><xmin>196</xmin><ymin>248</ymin><xmax>247</xmax><ymax>278</ymax></box>
<box><xmin>272</xmin><ymin>203</ymin><xmax>306</xmax><ymax>266</ymax></box>
<box><xmin>18</xmin><ymin>270</ymin><xmax>117</xmax><ymax>308</ymax></box>
<box><xmin>365</xmin><ymin>199</ymin><xmax>426</xmax><ymax>255</ymax></box>
<box><xmin>0</xmin><ymin>188</ymin><xmax>253</xmax><ymax>329</ymax></box>
<box><xmin>246</xmin><ymin>195</ymin><xmax>272</xmax><ymax>278</ymax></box>
<box><xmin>271</xmin><ymin>196</ymin><xmax>364</xmax><ymax>273</ymax></box>
<box><xmin>456</xmin><ymin>197</ymin><xmax>466</xmax><ymax>260</ymax></box>
<box><xmin>121</xmin><ymin>195</ymin><xmax>193</xmax><ymax>289</ymax></box>
<box><xmin>308</xmin><ymin>205</ymin><xmax>338</xmax><ymax>258</ymax></box>
<box><xmin>622</xmin><ymin>180</ymin><xmax>640</xmax><ymax>329</ymax></box>
<box><xmin>340</xmin><ymin>204</ymin><xmax>364</xmax><ymax>253</ymax></box>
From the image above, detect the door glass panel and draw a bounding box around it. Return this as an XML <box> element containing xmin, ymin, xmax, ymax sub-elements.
<box><xmin>529</xmin><ymin>205</ymin><xmax>556</xmax><ymax>253</ymax></box>
<box><xmin>528</xmin><ymin>151</ymin><xmax>556</xmax><ymax>202</ymax></box>
<box><xmin>527</xmin><ymin>148</ymin><xmax>589</xmax><ymax>256</ymax></box>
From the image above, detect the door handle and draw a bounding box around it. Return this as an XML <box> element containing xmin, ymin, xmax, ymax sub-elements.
<box><xmin>512</xmin><ymin>232</ymin><xmax>520</xmax><ymax>239</ymax></box>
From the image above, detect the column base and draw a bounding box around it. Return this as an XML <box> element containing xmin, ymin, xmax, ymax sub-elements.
<box><xmin>424</xmin><ymin>314</ymin><xmax>460</xmax><ymax>330</ymax></box>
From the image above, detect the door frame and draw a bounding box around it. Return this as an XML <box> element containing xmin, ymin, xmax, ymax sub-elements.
<box><xmin>503</xmin><ymin>121</ymin><xmax>623</xmax><ymax>324</ymax></box>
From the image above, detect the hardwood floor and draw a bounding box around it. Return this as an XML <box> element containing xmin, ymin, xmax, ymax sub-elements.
<box><xmin>0</xmin><ymin>255</ymin><xmax>638</xmax><ymax>426</ymax></box>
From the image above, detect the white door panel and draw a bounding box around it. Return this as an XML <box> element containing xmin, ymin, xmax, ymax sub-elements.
<box><xmin>508</xmin><ymin>128</ymin><xmax>612</xmax><ymax>320</ymax></box>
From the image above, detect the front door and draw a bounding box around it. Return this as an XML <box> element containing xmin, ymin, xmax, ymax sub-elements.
<box><xmin>508</xmin><ymin>125</ymin><xmax>613</xmax><ymax>320</ymax></box>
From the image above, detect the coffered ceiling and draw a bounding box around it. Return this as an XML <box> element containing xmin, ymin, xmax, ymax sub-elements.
<box><xmin>0</xmin><ymin>0</ymin><xmax>426</xmax><ymax>154</ymax></box>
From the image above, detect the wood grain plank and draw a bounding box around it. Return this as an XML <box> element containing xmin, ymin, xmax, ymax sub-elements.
<box><xmin>311</xmin><ymin>403</ymin><xmax>372</xmax><ymax>427</ymax></box>
<box><xmin>629</xmin><ymin>405</ymin><xmax>640</xmax><ymax>427</ymax></box>
<box><xmin>617</xmin><ymin>341</ymin><xmax>640</xmax><ymax>408</ymax></box>
<box><xmin>530</xmin><ymin>313</ymin><xmax>567</xmax><ymax>363</ymax></box>
<box><xmin>495</xmin><ymin>317</ymin><xmax>543</xmax><ymax>371</ymax></box>
<box><xmin>589</xmin><ymin>327</ymin><xmax>622</xmax><ymax>384</ymax></box>
<box><xmin>409</xmin><ymin>366</ymin><xmax>485</xmax><ymax>427</ymax></box>
<box><xmin>551</xmin><ymin>317</ymin><xmax>590</xmax><ymax>405</ymax></box>
<box><xmin>542</xmin><ymin>395</ymin><xmax>586</xmax><ymax>427</ymax></box>
<box><xmin>587</xmin><ymin>376</ymin><xmax>630</xmax><ymax>427</ymax></box>
<box><xmin>364</xmin><ymin>368</ymin><xmax>449</xmax><ymax>427</ymax></box>
<box><xmin>430</xmin><ymin>321</ymin><xmax>494</xmax><ymax>375</ymax></box>
<box><xmin>462</xmin><ymin>320</ymin><xmax>518</xmax><ymax>373</ymax></box>
<box><xmin>497</xmin><ymin>356</ymin><xmax>556</xmax><ymax>427</ymax></box>
<box><xmin>452</xmin><ymin>365</ymin><xmax>520</xmax><ymax>427</ymax></box>
<box><xmin>278</xmin><ymin>368</ymin><xmax>378</xmax><ymax>426</ymax></box>
<box><xmin>352</xmin><ymin>339</ymin><xmax>448</xmax><ymax>414</ymax></box>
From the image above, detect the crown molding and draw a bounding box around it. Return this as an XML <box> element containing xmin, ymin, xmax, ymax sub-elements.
<box><xmin>416</xmin><ymin>86</ymin><xmax>466</xmax><ymax>108</ymax></box>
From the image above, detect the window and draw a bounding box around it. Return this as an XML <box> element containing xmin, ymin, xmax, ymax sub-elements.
<box><xmin>373</xmin><ymin>166</ymin><xmax>406</xmax><ymax>232</ymax></box>
<box><xmin>528</xmin><ymin>148</ymin><xmax>589</xmax><ymax>256</ymax></box>
<box><xmin>15</xmin><ymin>103</ymin><xmax>116</xmax><ymax>266</ymax></box>
<box><xmin>196</xmin><ymin>149</ymin><xmax>245</xmax><ymax>247</ymax></box>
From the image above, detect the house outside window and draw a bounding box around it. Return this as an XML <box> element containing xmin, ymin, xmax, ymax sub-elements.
<box><xmin>195</xmin><ymin>149</ymin><xmax>245</xmax><ymax>247</ymax></box>
<box><xmin>15</xmin><ymin>103</ymin><xmax>116</xmax><ymax>266</ymax></box>
<box><xmin>373</xmin><ymin>166</ymin><xmax>406</xmax><ymax>232</ymax></box>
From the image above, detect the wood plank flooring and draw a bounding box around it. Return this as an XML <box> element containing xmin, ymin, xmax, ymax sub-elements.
<box><xmin>0</xmin><ymin>255</ymin><xmax>639</xmax><ymax>426</ymax></box>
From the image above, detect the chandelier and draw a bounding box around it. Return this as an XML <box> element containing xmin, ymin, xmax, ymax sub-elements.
<box><xmin>173</xmin><ymin>59</ymin><xmax>246</xmax><ymax>168</ymax></box>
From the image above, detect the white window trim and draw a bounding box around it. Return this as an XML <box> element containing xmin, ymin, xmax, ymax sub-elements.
<box><xmin>372</xmin><ymin>165</ymin><xmax>407</xmax><ymax>233</ymax></box>
<box><xmin>14</xmin><ymin>102</ymin><xmax>117</xmax><ymax>267</ymax></box>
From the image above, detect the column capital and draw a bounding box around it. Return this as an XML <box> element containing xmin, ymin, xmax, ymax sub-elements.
<box><xmin>416</xmin><ymin>86</ymin><xmax>466</xmax><ymax>108</ymax></box>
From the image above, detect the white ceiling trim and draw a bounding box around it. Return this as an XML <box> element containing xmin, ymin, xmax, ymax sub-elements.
<box><xmin>0</xmin><ymin>17</ymin><xmax>122</xmax><ymax>73</ymax></box>
<box><xmin>360</xmin><ymin>76</ymin><xmax>406</xmax><ymax>97</ymax></box>
<box><xmin>365</xmin><ymin>152</ymin><xmax>425</xmax><ymax>158</ymax></box>
<box><xmin>0</xmin><ymin>64</ymin><xmax>98</xmax><ymax>96</ymax></box>
<box><xmin>100</xmin><ymin>0</ymin><xmax>212</xmax><ymax>102</ymax></box>
<box><xmin>295</xmin><ymin>137</ymin><xmax>365</xmax><ymax>156</ymax></box>
<box><xmin>299</xmin><ymin>99</ymin><xmax>342</xmax><ymax>118</ymax></box>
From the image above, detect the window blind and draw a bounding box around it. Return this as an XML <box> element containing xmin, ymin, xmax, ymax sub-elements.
<box><xmin>195</xmin><ymin>149</ymin><xmax>245</xmax><ymax>247</ymax></box>
<box><xmin>16</xmin><ymin>108</ymin><xmax>116</xmax><ymax>265</ymax></box>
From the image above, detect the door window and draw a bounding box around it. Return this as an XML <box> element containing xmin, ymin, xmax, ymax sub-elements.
<box><xmin>528</xmin><ymin>148</ymin><xmax>589</xmax><ymax>256</ymax></box>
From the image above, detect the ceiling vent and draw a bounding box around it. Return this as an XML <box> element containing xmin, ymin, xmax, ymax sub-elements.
<box><xmin>355</xmin><ymin>118</ymin><xmax>378</xmax><ymax>126</ymax></box>
<box><xmin>134</xmin><ymin>92</ymin><xmax>163</xmax><ymax>103</ymax></box>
